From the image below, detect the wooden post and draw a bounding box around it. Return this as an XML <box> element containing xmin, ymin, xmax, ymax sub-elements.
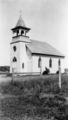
<box><xmin>11</xmin><ymin>68</ymin><xmax>14</xmax><ymax>83</ymax></box>
<box><xmin>58</xmin><ymin>59</ymin><xmax>61</xmax><ymax>89</ymax></box>
<box><xmin>59</xmin><ymin>66</ymin><xmax>61</xmax><ymax>89</ymax></box>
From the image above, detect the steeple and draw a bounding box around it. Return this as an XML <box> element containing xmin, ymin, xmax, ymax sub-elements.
<box><xmin>16</xmin><ymin>15</ymin><xmax>26</xmax><ymax>28</ymax></box>
<box><xmin>11</xmin><ymin>14</ymin><xmax>31</xmax><ymax>37</ymax></box>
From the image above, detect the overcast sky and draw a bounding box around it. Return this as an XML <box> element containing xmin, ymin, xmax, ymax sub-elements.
<box><xmin>0</xmin><ymin>0</ymin><xmax>68</xmax><ymax>70</ymax></box>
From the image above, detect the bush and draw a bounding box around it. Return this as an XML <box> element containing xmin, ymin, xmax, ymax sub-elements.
<box><xmin>56</xmin><ymin>70</ymin><xmax>59</xmax><ymax>74</ymax></box>
<box><xmin>42</xmin><ymin>67</ymin><xmax>50</xmax><ymax>75</ymax></box>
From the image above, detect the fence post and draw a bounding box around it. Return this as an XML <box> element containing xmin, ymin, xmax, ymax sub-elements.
<box><xmin>58</xmin><ymin>59</ymin><xmax>61</xmax><ymax>89</ymax></box>
<box><xmin>59</xmin><ymin>66</ymin><xmax>61</xmax><ymax>89</ymax></box>
<box><xmin>11</xmin><ymin>68</ymin><xmax>14</xmax><ymax>83</ymax></box>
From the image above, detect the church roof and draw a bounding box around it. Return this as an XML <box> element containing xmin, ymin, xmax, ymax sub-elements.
<box><xmin>16</xmin><ymin>15</ymin><xmax>26</xmax><ymax>27</ymax></box>
<box><xmin>26</xmin><ymin>40</ymin><xmax>64</xmax><ymax>58</ymax></box>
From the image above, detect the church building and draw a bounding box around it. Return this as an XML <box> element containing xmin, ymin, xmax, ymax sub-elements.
<box><xmin>10</xmin><ymin>15</ymin><xmax>64</xmax><ymax>74</ymax></box>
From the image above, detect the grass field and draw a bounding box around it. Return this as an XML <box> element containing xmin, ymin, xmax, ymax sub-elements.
<box><xmin>0</xmin><ymin>74</ymin><xmax>68</xmax><ymax>120</ymax></box>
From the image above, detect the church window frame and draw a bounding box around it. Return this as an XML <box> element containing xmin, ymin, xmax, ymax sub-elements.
<box><xmin>49</xmin><ymin>58</ymin><xmax>52</xmax><ymax>68</ymax></box>
<box><xmin>13</xmin><ymin>57</ymin><xmax>17</xmax><ymax>62</ymax></box>
<box><xmin>58</xmin><ymin>59</ymin><xmax>61</xmax><ymax>66</ymax></box>
<box><xmin>13</xmin><ymin>46</ymin><xmax>16</xmax><ymax>52</ymax></box>
<box><xmin>38</xmin><ymin>57</ymin><xmax>41</xmax><ymax>68</ymax></box>
<box><xmin>22</xmin><ymin>63</ymin><xmax>24</xmax><ymax>69</ymax></box>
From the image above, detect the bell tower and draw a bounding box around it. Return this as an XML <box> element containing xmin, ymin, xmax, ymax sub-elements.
<box><xmin>10</xmin><ymin>14</ymin><xmax>31</xmax><ymax>73</ymax></box>
<box><xmin>11</xmin><ymin>15</ymin><xmax>30</xmax><ymax>37</ymax></box>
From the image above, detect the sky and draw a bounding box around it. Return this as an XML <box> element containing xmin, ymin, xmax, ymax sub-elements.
<box><xmin>0</xmin><ymin>0</ymin><xmax>68</xmax><ymax>70</ymax></box>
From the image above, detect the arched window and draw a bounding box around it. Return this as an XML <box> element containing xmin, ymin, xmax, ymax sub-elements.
<box><xmin>58</xmin><ymin>59</ymin><xmax>61</xmax><ymax>66</ymax></box>
<box><xmin>13</xmin><ymin>57</ymin><xmax>17</xmax><ymax>62</ymax></box>
<box><xmin>13</xmin><ymin>46</ymin><xmax>16</xmax><ymax>51</ymax></box>
<box><xmin>49</xmin><ymin>58</ymin><xmax>52</xmax><ymax>68</ymax></box>
<box><xmin>38</xmin><ymin>57</ymin><xmax>41</xmax><ymax>68</ymax></box>
<box><xmin>22</xmin><ymin>63</ymin><xmax>24</xmax><ymax>68</ymax></box>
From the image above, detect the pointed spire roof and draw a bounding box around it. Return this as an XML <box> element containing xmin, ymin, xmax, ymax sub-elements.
<box><xmin>16</xmin><ymin>15</ymin><xmax>26</xmax><ymax>27</ymax></box>
<box><xmin>11</xmin><ymin>13</ymin><xmax>31</xmax><ymax>32</ymax></box>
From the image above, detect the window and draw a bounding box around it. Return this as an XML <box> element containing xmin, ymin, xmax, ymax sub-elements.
<box><xmin>13</xmin><ymin>57</ymin><xmax>17</xmax><ymax>62</ymax></box>
<box><xmin>38</xmin><ymin>57</ymin><xmax>41</xmax><ymax>68</ymax></box>
<box><xmin>58</xmin><ymin>59</ymin><xmax>61</xmax><ymax>66</ymax></box>
<box><xmin>49</xmin><ymin>58</ymin><xmax>52</xmax><ymax>68</ymax></box>
<box><xmin>22</xmin><ymin>63</ymin><xmax>24</xmax><ymax>68</ymax></box>
<box><xmin>13</xmin><ymin>46</ymin><xmax>16</xmax><ymax>51</ymax></box>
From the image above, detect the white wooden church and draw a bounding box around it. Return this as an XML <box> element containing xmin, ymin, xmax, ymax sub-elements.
<box><xmin>10</xmin><ymin>15</ymin><xmax>64</xmax><ymax>74</ymax></box>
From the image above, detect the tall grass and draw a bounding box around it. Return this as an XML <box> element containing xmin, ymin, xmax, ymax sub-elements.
<box><xmin>0</xmin><ymin>74</ymin><xmax>68</xmax><ymax>96</ymax></box>
<box><xmin>0</xmin><ymin>74</ymin><xmax>68</xmax><ymax>119</ymax></box>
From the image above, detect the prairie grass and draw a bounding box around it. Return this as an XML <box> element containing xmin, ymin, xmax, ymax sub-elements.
<box><xmin>0</xmin><ymin>74</ymin><xmax>68</xmax><ymax>96</ymax></box>
<box><xmin>0</xmin><ymin>74</ymin><xmax>68</xmax><ymax>120</ymax></box>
